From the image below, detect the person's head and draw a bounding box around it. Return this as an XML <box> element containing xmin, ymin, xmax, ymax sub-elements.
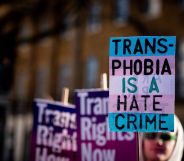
<box><xmin>140</xmin><ymin>115</ymin><xmax>184</xmax><ymax>161</ymax></box>
<box><xmin>143</xmin><ymin>132</ymin><xmax>177</xmax><ymax>161</ymax></box>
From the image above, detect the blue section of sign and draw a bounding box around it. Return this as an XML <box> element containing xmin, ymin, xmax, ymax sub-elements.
<box><xmin>108</xmin><ymin>112</ymin><xmax>174</xmax><ymax>132</ymax></box>
<box><xmin>109</xmin><ymin>36</ymin><xmax>176</xmax><ymax>57</ymax></box>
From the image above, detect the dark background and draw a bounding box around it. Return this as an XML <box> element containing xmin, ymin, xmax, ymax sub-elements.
<box><xmin>0</xmin><ymin>0</ymin><xmax>184</xmax><ymax>160</ymax></box>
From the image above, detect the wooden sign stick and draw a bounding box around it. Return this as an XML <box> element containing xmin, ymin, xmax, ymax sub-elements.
<box><xmin>100</xmin><ymin>73</ymin><xmax>108</xmax><ymax>90</ymax></box>
<box><xmin>62</xmin><ymin>87</ymin><xmax>69</xmax><ymax>105</ymax></box>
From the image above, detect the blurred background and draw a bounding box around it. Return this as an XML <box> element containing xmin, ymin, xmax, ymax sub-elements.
<box><xmin>0</xmin><ymin>0</ymin><xmax>184</xmax><ymax>160</ymax></box>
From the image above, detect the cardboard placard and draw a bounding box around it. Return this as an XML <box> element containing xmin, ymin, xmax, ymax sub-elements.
<box><xmin>31</xmin><ymin>99</ymin><xmax>77</xmax><ymax>161</ymax></box>
<box><xmin>75</xmin><ymin>89</ymin><xmax>138</xmax><ymax>161</ymax></box>
<box><xmin>109</xmin><ymin>36</ymin><xmax>175</xmax><ymax>132</ymax></box>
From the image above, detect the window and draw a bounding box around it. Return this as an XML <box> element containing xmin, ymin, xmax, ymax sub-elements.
<box><xmin>87</xmin><ymin>2</ymin><xmax>101</xmax><ymax>33</ymax></box>
<box><xmin>114</xmin><ymin>0</ymin><xmax>130</xmax><ymax>26</ymax></box>
<box><xmin>85</xmin><ymin>55</ymin><xmax>99</xmax><ymax>88</ymax></box>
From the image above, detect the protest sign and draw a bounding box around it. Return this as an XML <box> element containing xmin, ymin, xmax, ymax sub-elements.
<box><xmin>75</xmin><ymin>89</ymin><xmax>138</xmax><ymax>161</ymax></box>
<box><xmin>31</xmin><ymin>99</ymin><xmax>77</xmax><ymax>161</ymax></box>
<box><xmin>109</xmin><ymin>36</ymin><xmax>175</xmax><ymax>132</ymax></box>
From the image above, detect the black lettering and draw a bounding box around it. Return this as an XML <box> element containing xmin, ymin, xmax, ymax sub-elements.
<box><xmin>123</xmin><ymin>60</ymin><xmax>133</xmax><ymax>75</ymax></box>
<box><xmin>157</xmin><ymin>38</ymin><xmax>168</xmax><ymax>53</ymax></box>
<box><xmin>112</xmin><ymin>60</ymin><xmax>121</xmax><ymax>75</ymax></box>
<box><xmin>145</xmin><ymin>115</ymin><xmax>156</xmax><ymax>130</ymax></box>
<box><xmin>112</xmin><ymin>39</ymin><xmax>121</xmax><ymax>55</ymax></box>
<box><xmin>134</xmin><ymin>60</ymin><xmax>142</xmax><ymax>75</ymax></box>
<box><xmin>145</xmin><ymin>38</ymin><xmax>156</xmax><ymax>54</ymax></box>
<box><xmin>117</xmin><ymin>95</ymin><xmax>127</xmax><ymax>111</ymax></box>
<box><xmin>123</xmin><ymin>39</ymin><xmax>131</xmax><ymax>54</ymax></box>
<box><xmin>161</xmin><ymin>58</ymin><xmax>171</xmax><ymax>75</ymax></box>
<box><xmin>153</xmin><ymin>95</ymin><xmax>162</xmax><ymax>111</ymax></box>
<box><xmin>127</xmin><ymin>114</ymin><xmax>137</xmax><ymax>129</ymax></box>
<box><xmin>130</xmin><ymin>95</ymin><xmax>139</xmax><ymax>111</ymax></box>
<box><xmin>144</xmin><ymin>59</ymin><xmax>153</xmax><ymax>75</ymax></box>
<box><xmin>140</xmin><ymin>114</ymin><xmax>142</xmax><ymax>129</ymax></box>
<box><xmin>115</xmin><ymin>114</ymin><xmax>125</xmax><ymax>130</ymax></box>
<box><xmin>134</xmin><ymin>38</ymin><xmax>143</xmax><ymax>54</ymax></box>
<box><xmin>159</xmin><ymin>114</ymin><xmax>169</xmax><ymax>130</ymax></box>
<box><xmin>141</xmin><ymin>95</ymin><xmax>150</xmax><ymax>111</ymax></box>
<box><xmin>156</xmin><ymin>59</ymin><xmax>160</xmax><ymax>75</ymax></box>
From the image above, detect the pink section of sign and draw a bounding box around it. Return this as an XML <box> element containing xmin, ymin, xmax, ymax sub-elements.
<box><xmin>109</xmin><ymin>75</ymin><xmax>175</xmax><ymax>95</ymax></box>
<box><xmin>109</xmin><ymin>56</ymin><xmax>175</xmax><ymax>76</ymax></box>
<box><xmin>109</xmin><ymin>94</ymin><xmax>174</xmax><ymax>114</ymax></box>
